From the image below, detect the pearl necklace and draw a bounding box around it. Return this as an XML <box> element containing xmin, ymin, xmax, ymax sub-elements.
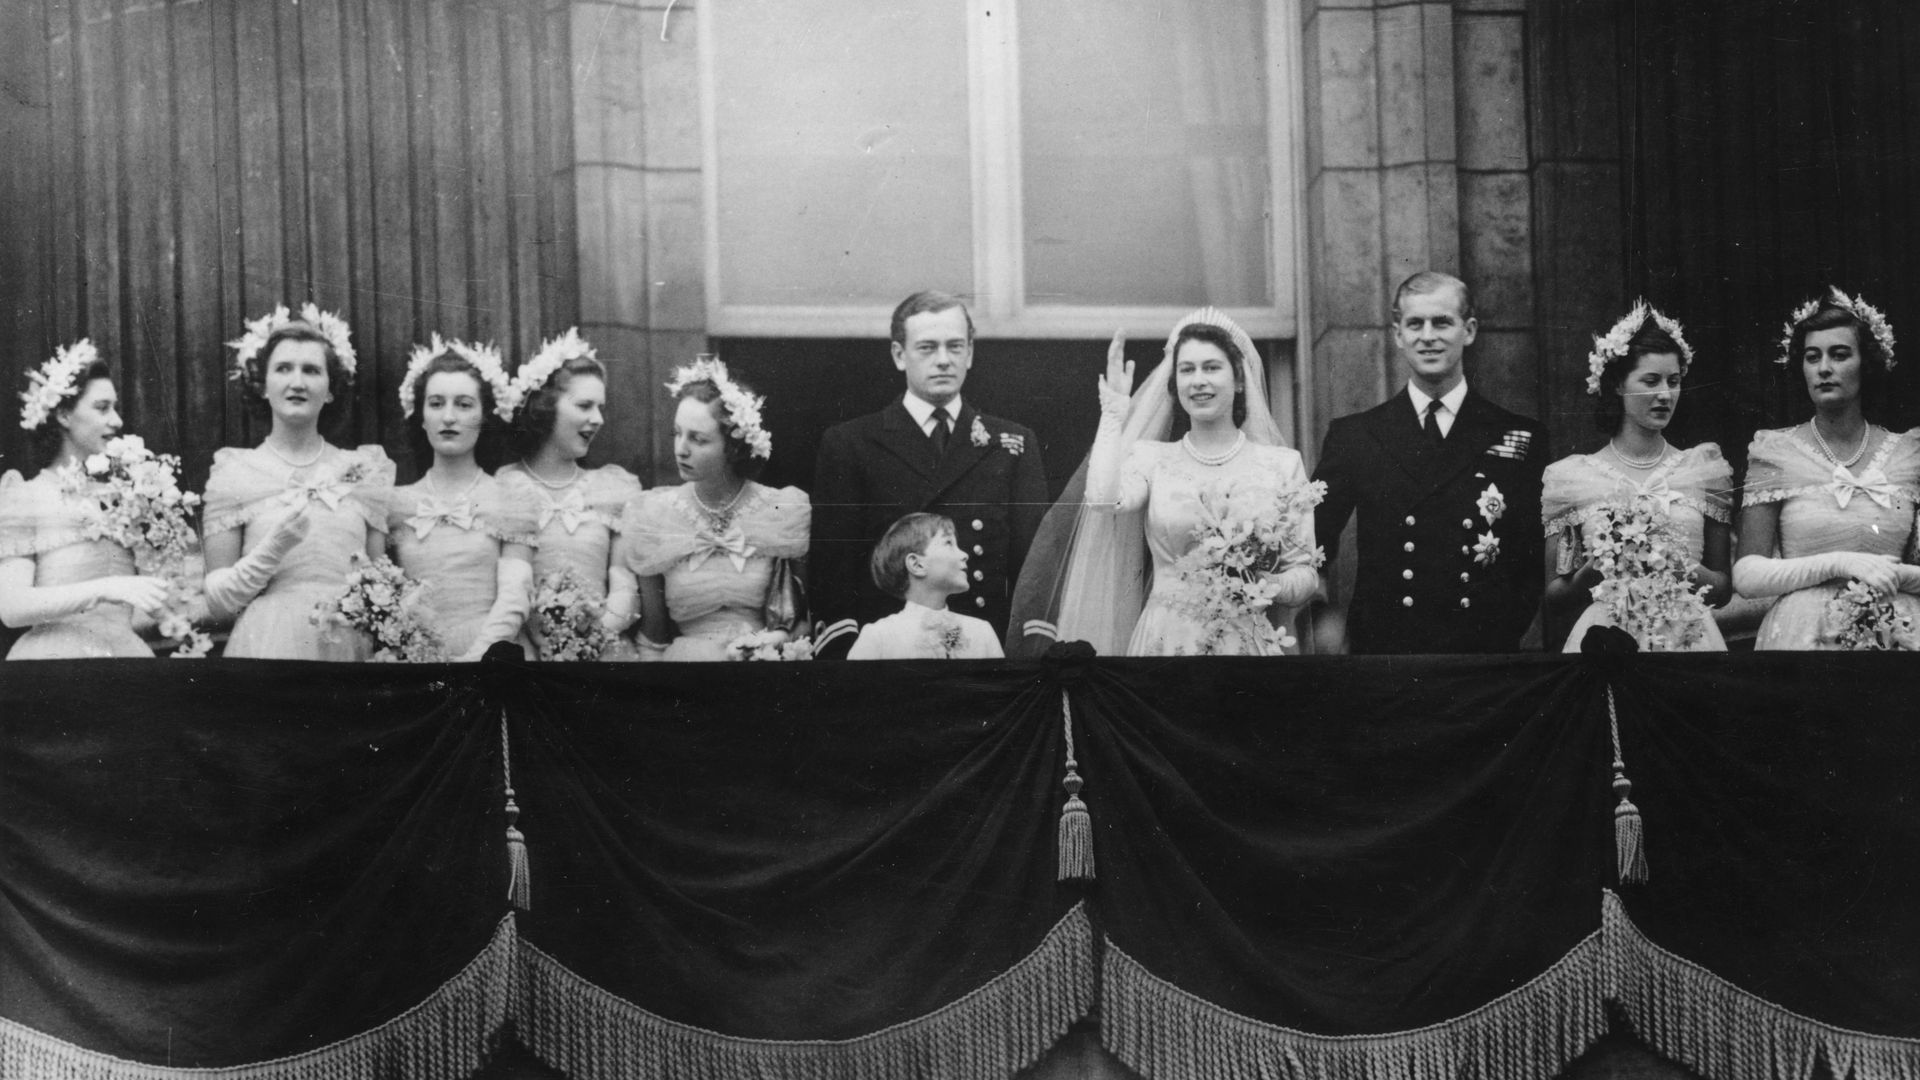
<box><xmin>691</xmin><ymin>482</ymin><xmax>747</xmax><ymax>530</ymax></box>
<box><xmin>1608</xmin><ymin>438</ymin><xmax>1669</xmax><ymax>469</ymax></box>
<box><xmin>263</xmin><ymin>439</ymin><xmax>325</xmax><ymax>469</ymax></box>
<box><xmin>1181</xmin><ymin>431</ymin><xmax>1245</xmax><ymax>467</ymax></box>
<box><xmin>1810</xmin><ymin>420</ymin><xmax>1870</xmax><ymax>469</ymax></box>
<box><xmin>522</xmin><ymin>460</ymin><xmax>581</xmax><ymax>490</ymax></box>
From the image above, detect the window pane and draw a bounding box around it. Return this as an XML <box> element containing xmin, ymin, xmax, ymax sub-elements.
<box><xmin>1019</xmin><ymin>2</ymin><xmax>1272</xmax><ymax>308</ymax></box>
<box><xmin>711</xmin><ymin>3</ymin><xmax>974</xmax><ymax>308</ymax></box>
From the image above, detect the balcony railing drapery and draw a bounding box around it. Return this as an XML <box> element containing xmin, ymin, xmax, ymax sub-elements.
<box><xmin>0</xmin><ymin>652</ymin><xmax>1914</xmax><ymax>1080</ymax></box>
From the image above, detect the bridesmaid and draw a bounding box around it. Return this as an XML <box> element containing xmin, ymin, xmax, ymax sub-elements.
<box><xmin>496</xmin><ymin>329</ymin><xmax>643</xmax><ymax>660</ymax></box>
<box><xmin>0</xmin><ymin>341</ymin><xmax>171</xmax><ymax>657</ymax></box>
<box><xmin>1733</xmin><ymin>288</ymin><xmax>1920</xmax><ymax>649</ymax></box>
<box><xmin>202</xmin><ymin>304</ymin><xmax>395</xmax><ymax>660</ymax></box>
<box><xmin>388</xmin><ymin>336</ymin><xmax>537</xmax><ymax>660</ymax></box>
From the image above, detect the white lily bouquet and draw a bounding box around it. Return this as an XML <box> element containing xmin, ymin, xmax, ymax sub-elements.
<box><xmin>312</xmin><ymin>553</ymin><xmax>446</xmax><ymax>662</ymax></box>
<box><xmin>1171</xmin><ymin>476</ymin><xmax>1327</xmax><ymax>655</ymax></box>
<box><xmin>62</xmin><ymin>435</ymin><xmax>200</xmax><ymax>571</ymax></box>
<box><xmin>1823</xmin><ymin>579</ymin><xmax>1918</xmax><ymax>651</ymax></box>
<box><xmin>1583</xmin><ymin>496</ymin><xmax>1712</xmax><ymax>651</ymax></box>
<box><xmin>725</xmin><ymin>628</ymin><xmax>816</xmax><ymax>661</ymax></box>
<box><xmin>531</xmin><ymin>568</ymin><xmax>612</xmax><ymax>662</ymax></box>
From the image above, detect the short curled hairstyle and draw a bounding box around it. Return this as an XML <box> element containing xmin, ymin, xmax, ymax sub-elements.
<box><xmin>235</xmin><ymin>323</ymin><xmax>355</xmax><ymax>427</ymax></box>
<box><xmin>1165</xmin><ymin>322</ymin><xmax>1249</xmax><ymax>431</ymax></box>
<box><xmin>507</xmin><ymin>355</ymin><xmax>607</xmax><ymax>460</ymax></box>
<box><xmin>1787</xmin><ymin>301</ymin><xmax>1893</xmax><ymax>424</ymax></box>
<box><xmin>889</xmin><ymin>290</ymin><xmax>974</xmax><ymax>346</ymax></box>
<box><xmin>869</xmin><ymin>512</ymin><xmax>954</xmax><ymax>600</ymax></box>
<box><xmin>1592</xmin><ymin>321</ymin><xmax>1687</xmax><ymax>435</ymax></box>
<box><xmin>675</xmin><ymin>378</ymin><xmax>765</xmax><ymax>482</ymax></box>
<box><xmin>28</xmin><ymin>358</ymin><xmax>113</xmax><ymax>469</ymax></box>
<box><xmin>407</xmin><ymin>354</ymin><xmax>507</xmax><ymax>473</ymax></box>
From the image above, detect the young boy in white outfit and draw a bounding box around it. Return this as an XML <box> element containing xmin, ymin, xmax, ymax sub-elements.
<box><xmin>846</xmin><ymin>513</ymin><xmax>1005</xmax><ymax>660</ymax></box>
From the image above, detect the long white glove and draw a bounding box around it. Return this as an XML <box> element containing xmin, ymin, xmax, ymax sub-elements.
<box><xmin>1085</xmin><ymin>373</ymin><xmax>1132</xmax><ymax>508</ymax></box>
<box><xmin>0</xmin><ymin>565</ymin><xmax>170</xmax><ymax>628</ymax></box>
<box><xmin>204</xmin><ymin>511</ymin><xmax>312</xmax><ymax>617</ymax></box>
<box><xmin>1732</xmin><ymin>551</ymin><xmax>1896</xmax><ymax>599</ymax></box>
<box><xmin>600</xmin><ymin>564</ymin><xmax>639</xmax><ymax>636</ymax></box>
<box><xmin>457</xmin><ymin>558</ymin><xmax>533</xmax><ymax>661</ymax></box>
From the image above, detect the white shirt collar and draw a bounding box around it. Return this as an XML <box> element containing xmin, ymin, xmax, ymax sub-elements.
<box><xmin>1407</xmin><ymin>380</ymin><xmax>1469</xmax><ymax>422</ymax></box>
<box><xmin>902</xmin><ymin>392</ymin><xmax>962</xmax><ymax>432</ymax></box>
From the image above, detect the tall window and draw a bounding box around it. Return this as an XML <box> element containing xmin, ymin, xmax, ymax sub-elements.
<box><xmin>701</xmin><ymin>0</ymin><xmax>1298</xmax><ymax>338</ymax></box>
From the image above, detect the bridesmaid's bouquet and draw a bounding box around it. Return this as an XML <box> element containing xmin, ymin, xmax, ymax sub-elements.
<box><xmin>1583</xmin><ymin>496</ymin><xmax>1711</xmax><ymax>651</ymax></box>
<box><xmin>1172</xmin><ymin>476</ymin><xmax>1327</xmax><ymax>655</ymax></box>
<box><xmin>313</xmin><ymin>553</ymin><xmax>446</xmax><ymax>662</ymax></box>
<box><xmin>725</xmin><ymin>628</ymin><xmax>815</xmax><ymax>661</ymax></box>
<box><xmin>1823</xmin><ymin>579</ymin><xmax>1918</xmax><ymax>651</ymax></box>
<box><xmin>531</xmin><ymin>569</ymin><xmax>612</xmax><ymax>661</ymax></box>
<box><xmin>63</xmin><ymin>435</ymin><xmax>200</xmax><ymax>570</ymax></box>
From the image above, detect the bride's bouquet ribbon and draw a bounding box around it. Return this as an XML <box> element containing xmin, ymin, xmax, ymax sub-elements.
<box><xmin>407</xmin><ymin>497</ymin><xmax>476</xmax><ymax>539</ymax></box>
<box><xmin>537</xmin><ymin>488</ymin><xmax>590</xmax><ymax>533</ymax></box>
<box><xmin>1827</xmin><ymin>464</ymin><xmax>1897</xmax><ymax>510</ymax></box>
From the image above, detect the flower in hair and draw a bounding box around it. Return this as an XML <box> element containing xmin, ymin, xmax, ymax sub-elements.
<box><xmin>507</xmin><ymin>328</ymin><xmax>596</xmax><ymax>419</ymax></box>
<box><xmin>1777</xmin><ymin>287</ymin><xmax>1896</xmax><ymax>371</ymax></box>
<box><xmin>19</xmin><ymin>339</ymin><xmax>100</xmax><ymax>431</ymax></box>
<box><xmin>1584</xmin><ymin>300</ymin><xmax>1693</xmax><ymax>396</ymax></box>
<box><xmin>665</xmin><ymin>355</ymin><xmax>773</xmax><ymax>460</ymax></box>
<box><xmin>397</xmin><ymin>334</ymin><xmax>515</xmax><ymax>420</ymax></box>
<box><xmin>227</xmin><ymin>302</ymin><xmax>358</xmax><ymax>381</ymax></box>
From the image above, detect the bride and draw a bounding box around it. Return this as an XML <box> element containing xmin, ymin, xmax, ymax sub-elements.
<box><xmin>1013</xmin><ymin>308</ymin><xmax>1322</xmax><ymax>656</ymax></box>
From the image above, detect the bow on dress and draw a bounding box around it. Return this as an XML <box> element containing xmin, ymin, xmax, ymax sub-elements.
<box><xmin>686</xmin><ymin>521</ymin><xmax>755</xmax><ymax>572</ymax></box>
<box><xmin>536</xmin><ymin>487</ymin><xmax>591</xmax><ymax>534</ymax></box>
<box><xmin>286</xmin><ymin>475</ymin><xmax>352</xmax><ymax>512</ymax></box>
<box><xmin>1828</xmin><ymin>464</ymin><xmax>1898</xmax><ymax>510</ymax></box>
<box><xmin>1635</xmin><ymin>476</ymin><xmax>1679</xmax><ymax>516</ymax></box>
<box><xmin>408</xmin><ymin>497</ymin><xmax>476</xmax><ymax>539</ymax></box>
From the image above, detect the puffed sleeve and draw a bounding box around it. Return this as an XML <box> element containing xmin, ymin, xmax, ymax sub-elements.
<box><xmin>1692</xmin><ymin>443</ymin><xmax>1734</xmax><ymax>523</ymax></box>
<box><xmin>200</xmin><ymin>447</ymin><xmax>252</xmax><ymax>538</ymax></box>
<box><xmin>485</xmin><ymin>474</ymin><xmax>541</xmax><ymax>546</ymax></box>
<box><xmin>618</xmin><ymin>488</ymin><xmax>687</xmax><ymax>577</ymax></box>
<box><xmin>1741</xmin><ymin>429</ymin><xmax>1794</xmax><ymax>506</ymax></box>
<box><xmin>0</xmin><ymin>470</ymin><xmax>33</xmax><ymax>559</ymax></box>
<box><xmin>348</xmin><ymin>445</ymin><xmax>397</xmax><ymax>533</ymax></box>
<box><xmin>750</xmin><ymin>485</ymin><xmax>811</xmax><ymax>560</ymax></box>
<box><xmin>589</xmin><ymin>464</ymin><xmax>643</xmax><ymax>531</ymax></box>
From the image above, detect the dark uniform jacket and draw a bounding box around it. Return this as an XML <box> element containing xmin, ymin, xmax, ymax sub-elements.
<box><xmin>812</xmin><ymin>398</ymin><xmax>1048</xmax><ymax>643</ymax></box>
<box><xmin>1313</xmin><ymin>388</ymin><xmax>1547</xmax><ymax>654</ymax></box>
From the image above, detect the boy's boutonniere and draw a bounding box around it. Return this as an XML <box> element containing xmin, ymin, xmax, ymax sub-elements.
<box><xmin>970</xmin><ymin>416</ymin><xmax>990</xmax><ymax>448</ymax></box>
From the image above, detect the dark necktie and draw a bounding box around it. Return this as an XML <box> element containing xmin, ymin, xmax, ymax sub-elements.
<box><xmin>930</xmin><ymin>409</ymin><xmax>952</xmax><ymax>460</ymax></box>
<box><xmin>1424</xmin><ymin>398</ymin><xmax>1445</xmax><ymax>445</ymax></box>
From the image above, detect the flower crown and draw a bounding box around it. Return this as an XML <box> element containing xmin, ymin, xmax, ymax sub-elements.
<box><xmin>19</xmin><ymin>339</ymin><xmax>100</xmax><ymax>431</ymax></box>
<box><xmin>665</xmin><ymin>355</ymin><xmax>773</xmax><ymax>460</ymax></box>
<box><xmin>1584</xmin><ymin>300</ymin><xmax>1693</xmax><ymax>396</ymax></box>
<box><xmin>227</xmin><ymin>303</ymin><xmax>358</xmax><ymax>382</ymax></box>
<box><xmin>1777</xmin><ymin>287</ymin><xmax>1897</xmax><ymax>371</ymax></box>
<box><xmin>397</xmin><ymin>334</ymin><xmax>515</xmax><ymax>421</ymax></box>
<box><xmin>507</xmin><ymin>328</ymin><xmax>595</xmax><ymax>419</ymax></box>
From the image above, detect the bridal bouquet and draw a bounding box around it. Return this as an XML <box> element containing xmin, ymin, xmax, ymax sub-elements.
<box><xmin>725</xmin><ymin>628</ymin><xmax>816</xmax><ymax>661</ymax></box>
<box><xmin>312</xmin><ymin>553</ymin><xmax>446</xmax><ymax>662</ymax></box>
<box><xmin>1823</xmin><ymin>579</ymin><xmax>1918</xmax><ymax>651</ymax></box>
<box><xmin>1583</xmin><ymin>496</ymin><xmax>1712</xmax><ymax>651</ymax></box>
<box><xmin>155</xmin><ymin>575</ymin><xmax>213</xmax><ymax>659</ymax></box>
<box><xmin>1171</xmin><ymin>476</ymin><xmax>1327</xmax><ymax>655</ymax></box>
<box><xmin>63</xmin><ymin>435</ymin><xmax>200</xmax><ymax>571</ymax></box>
<box><xmin>532</xmin><ymin>568</ymin><xmax>612</xmax><ymax>662</ymax></box>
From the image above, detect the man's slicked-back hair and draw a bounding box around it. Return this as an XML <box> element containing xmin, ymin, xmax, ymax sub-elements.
<box><xmin>1392</xmin><ymin>271</ymin><xmax>1475</xmax><ymax>323</ymax></box>
<box><xmin>890</xmin><ymin>291</ymin><xmax>975</xmax><ymax>347</ymax></box>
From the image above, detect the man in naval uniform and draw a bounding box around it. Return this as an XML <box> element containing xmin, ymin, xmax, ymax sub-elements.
<box><xmin>1311</xmin><ymin>271</ymin><xmax>1547</xmax><ymax>654</ymax></box>
<box><xmin>812</xmin><ymin>291</ymin><xmax>1049</xmax><ymax>651</ymax></box>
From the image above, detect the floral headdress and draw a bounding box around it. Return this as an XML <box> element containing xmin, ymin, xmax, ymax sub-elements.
<box><xmin>665</xmin><ymin>355</ymin><xmax>773</xmax><ymax>460</ymax></box>
<box><xmin>1777</xmin><ymin>286</ymin><xmax>1897</xmax><ymax>371</ymax></box>
<box><xmin>507</xmin><ymin>328</ymin><xmax>595</xmax><ymax>420</ymax></box>
<box><xmin>397</xmin><ymin>334</ymin><xmax>515</xmax><ymax>421</ymax></box>
<box><xmin>227</xmin><ymin>303</ymin><xmax>358</xmax><ymax>382</ymax></box>
<box><xmin>1584</xmin><ymin>300</ymin><xmax>1693</xmax><ymax>396</ymax></box>
<box><xmin>19</xmin><ymin>339</ymin><xmax>100</xmax><ymax>431</ymax></box>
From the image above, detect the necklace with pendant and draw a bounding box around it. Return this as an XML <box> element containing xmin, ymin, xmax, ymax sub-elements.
<box><xmin>692</xmin><ymin>482</ymin><xmax>747</xmax><ymax>530</ymax></box>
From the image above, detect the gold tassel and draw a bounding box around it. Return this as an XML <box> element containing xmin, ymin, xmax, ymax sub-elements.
<box><xmin>1606</xmin><ymin>685</ymin><xmax>1648</xmax><ymax>885</ymax></box>
<box><xmin>502</xmin><ymin>710</ymin><xmax>531</xmax><ymax>910</ymax></box>
<box><xmin>1057</xmin><ymin>688</ymin><xmax>1095</xmax><ymax>882</ymax></box>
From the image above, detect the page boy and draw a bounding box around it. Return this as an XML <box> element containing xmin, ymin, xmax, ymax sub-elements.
<box><xmin>846</xmin><ymin>513</ymin><xmax>1004</xmax><ymax>660</ymax></box>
